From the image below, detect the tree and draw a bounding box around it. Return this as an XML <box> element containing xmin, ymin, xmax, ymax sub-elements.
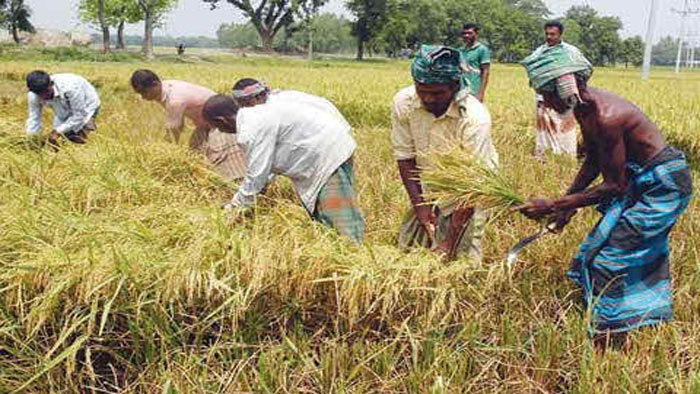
<box><xmin>275</xmin><ymin>13</ymin><xmax>355</xmax><ymax>54</ymax></box>
<box><xmin>564</xmin><ymin>5</ymin><xmax>622</xmax><ymax>66</ymax></box>
<box><xmin>203</xmin><ymin>0</ymin><xmax>327</xmax><ymax>52</ymax></box>
<box><xmin>620</xmin><ymin>36</ymin><xmax>644</xmax><ymax>68</ymax></box>
<box><xmin>652</xmin><ymin>35</ymin><xmax>679</xmax><ymax>66</ymax></box>
<box><xmin>504</xmin><ymin>0</ymin><xmax>549</xmax><ymax>18</ymax></box>
<box><xmin>79</xmin><ymin>0</ymin><xmax>142</xmax><ymax>50</ymax></box>
<box><xmin>97</xmin><ymin>0</ymin><xmax>110</xmax><ymax>52</ymax></box>
<box><xmin>0</xmin><ymin>0</ymin><xmax>35</xmax><ymax>43</ymax></box>
<box><xmin>138</xmin><ymin>0</ymin><xmax>177</xmax><ymax>59</ymax></box>
<box><xmin>346</xmin><ymin>0</ymin><xmax>391</xmax><ymax>60</ymax></box>
<box><xmin>375</xmin><ymin>0</ymin><xmax>447</xmax><ymax>56</ymax></box>
<box><xmin>217</xmin><ymin>22</ymin><xmax>261</xmax><ymax>48</ymax></box>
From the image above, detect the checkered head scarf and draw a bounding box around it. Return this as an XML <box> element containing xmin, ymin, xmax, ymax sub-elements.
<box><xmin>411</xmin><ymin>45</ymin><xmax>465</xmax><ymax>87</ymax></box>
<box><xmin>232</xmin><ymin>80</ymin><xmax>270</xmax><ymax>101</ymax></box>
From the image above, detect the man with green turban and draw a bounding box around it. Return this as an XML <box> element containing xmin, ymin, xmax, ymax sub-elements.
<box><xmin>518</xmin><ymin>45</ymin><xmax>692</xmax><ymax>346</ymax></box>
<box><xmin>392</xmin><ymin>45</ymin><xmax>499</xmax><ymax>262</ymax></box>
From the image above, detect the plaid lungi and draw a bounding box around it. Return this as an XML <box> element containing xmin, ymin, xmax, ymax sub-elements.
<box><xmin>534</xmin><ymin>101</ymin><xmax>577</xmax><ymax>158</ymax></box>
<box><xmin>568</xmin><ymin>146</ymin><xmax>692</xmax><ymax>334</ymax></box>
<box><xmin>398</xmin><ymin>206</ymin><xmax>486</xmax><ymax>264</ymax></box>
<box><xmin>312</xmin><ymin>158</ymin><xmax>365</xmax><ymax>243</ymax></box>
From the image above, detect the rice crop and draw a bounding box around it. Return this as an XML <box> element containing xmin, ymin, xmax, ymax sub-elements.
<box><xmin>0</xmin><ymin>55</ymin><xmax>698</xmax><ymax>393</ymax></box>
<box><xmin>420</xmin><ymin>147</ymin><xmax>525</xmax><ymax>211</ymax></box>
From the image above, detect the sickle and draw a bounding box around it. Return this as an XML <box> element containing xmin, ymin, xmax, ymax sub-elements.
<box><xmin>506</xmin><ymin>222</ymin><xmax>557</xmax><ymax>267</ymax></box>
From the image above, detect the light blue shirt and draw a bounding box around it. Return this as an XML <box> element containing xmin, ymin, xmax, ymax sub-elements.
<box><xmin>25</xmin><ymin>73</ymin><xmax>101</xmax><ymax>135</ymax></box>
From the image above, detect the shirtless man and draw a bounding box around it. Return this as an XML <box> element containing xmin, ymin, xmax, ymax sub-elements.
<box><xmin>518</xmin><ymin>51</ymin><xmax>692</xmax><ymax>340</ymax></box>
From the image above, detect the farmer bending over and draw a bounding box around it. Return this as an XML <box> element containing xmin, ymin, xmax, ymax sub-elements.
<box><xmin>233</xmin><ymin>78</ymin><xmax>349</xmax><ymax>125</ymax></box>
<box><xmin>202</xmin><ymin>95</ymin><xmax>365</xmax><ymax>242</ymax></box>
<box><xmin>130</xmin><ymin>69</ymin><xmax>246</xmax><ymax>181</ymax></box>
<box><xmin>518</xmin><ymin>45</ymin><xmax>692</xmax><ymax>342</ymax></box>
<box><xmin>392</xmin><ymin>45</ymin><xmax>499</xmax><ymax>262</ymax></box>
<box><xmin>25</xmin><ymin>70</ymin><xmax>101</xmax><ymax>147</ymax></box>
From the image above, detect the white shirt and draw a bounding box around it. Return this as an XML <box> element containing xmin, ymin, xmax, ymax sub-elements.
<box><xmin>232</xmin><ymin>95</ymin><xmax>356</xmax><ymax>213</ymax></box>
<box><xmin>269</xmin><ymin>90</ymin><xmax>347</xmax><ymax>125</ymax></box>
<box><xmin>25</xmin><ymin>73</ymin><xmax>101</xmax><ymax>135</ymax></box>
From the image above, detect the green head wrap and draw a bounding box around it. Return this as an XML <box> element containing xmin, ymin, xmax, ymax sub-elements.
<box><xmin>411</xmin><ymin>45</ymin><xmax>465</xmax><ymax>88</ymax></box>
<box><xmin>521</xmin><ymin>43</ymin><xmax>593</xmax><ymax>93</ymax></box>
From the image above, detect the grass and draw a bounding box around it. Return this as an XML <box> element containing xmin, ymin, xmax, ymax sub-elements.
<box><xmin>0</xmin><ymin>54</ymin><xmax>698</xmax><ymax>393</ymax></box>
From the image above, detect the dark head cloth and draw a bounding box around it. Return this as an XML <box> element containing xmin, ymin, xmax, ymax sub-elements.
<box><xmin>411</xmin><ymin>45</ymin><xmax>465</xmax><ymax>86</ymax></box>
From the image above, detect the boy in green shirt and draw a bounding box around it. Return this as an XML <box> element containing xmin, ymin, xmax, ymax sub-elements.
<box><xmin>459</xmin><ymin>23</ymin><xmax>491</xmax><ymax>102</ymax></box>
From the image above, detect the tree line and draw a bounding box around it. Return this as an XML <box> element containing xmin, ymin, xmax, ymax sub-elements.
<box><xmin>0</xmin><ymin>0</ymin><xmax>696</xmax><ymax>67</ymax></box>
<box><xmin>210</xmin><ymin>0</ymin><xmax>648</xmax><ymax>66</ymax></box>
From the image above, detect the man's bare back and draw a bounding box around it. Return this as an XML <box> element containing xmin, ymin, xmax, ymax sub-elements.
<box><xmin>576</xmin><ymin>87</ymin><xmax>665</xmax><ymax>166</ymax></box>
<box><xmin>519</xmin><ymin>82</ymin><xmax>669</xmax><ymax>222</ymax></box>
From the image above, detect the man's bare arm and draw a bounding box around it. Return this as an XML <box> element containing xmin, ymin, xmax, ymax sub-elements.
<box><xmin>552</xmin><ymin>127</ymin><xmax>628</xmax><ymax>211</ymax></box>
<box><xmin>188</xmin><ymin>125</ymin><xmax>209</xmax><ymax>152</ymax></box>
<box><xmin>477</xmin><ymin>64</ymin><xmax>490</xmax><ymax>102</ymax></box>
<box><xmin>565</xmin><ymin>135</ymin><xmax>600</xmax><ymax>195</ymax></box>
<box><xmin>398</xmin><ymin>158</ymin><xmax>437</xmax><ymax>232</ymax></box>
<box><xmin>398</xmin><ymin>158</ymin><xmax>425</xmax><ymax>208</ymax></box>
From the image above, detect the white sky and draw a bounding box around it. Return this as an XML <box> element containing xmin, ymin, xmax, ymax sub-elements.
<box><xmin>23</xmin><ymin>0</ymin><xmax>700</xmax><ymax>43</ymax></box>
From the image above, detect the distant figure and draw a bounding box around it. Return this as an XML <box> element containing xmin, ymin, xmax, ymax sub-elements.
<box><xmin>202</xmin><ymin>94</ymin><xmax>365</xmax><ymax>242</ymax></box>
<box><xmin>532</xmin><ymin>21</ymin><xmax>581</xmax><ymax>160</ymax></box>
<box><xmin>177</xmin><ymin>42</ymin><xmax>185</xmax><ymax>56</ymax></box>
<box><xmin>129</xmin><ymin>69</ymin><xmax>246</xmax><ymax>181</ymax></box>
<box><xmin>25</xmin><ymin>70</ymin><xmax>101</xmax><ymax>147</ymax></box>
<box><xmin>392</xmin><ymin>45</ymin><xmax>498</xmax><ymax>262</ymax></box>
<box><xmin>458</xmin><ymin>23</ymin><xmax>491</xmax><ymax>102</ymax></box>
<box><xmin>519</xmin><ymin>43</ymin><xmax>692</xmax><ymax>344</ymax></box>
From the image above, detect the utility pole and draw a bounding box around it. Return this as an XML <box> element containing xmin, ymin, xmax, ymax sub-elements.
<box><xmin>642</xmin><ymin>0</ymin><xmax>659</xmax><ymax>80</ymax></box>
<box><xmin>672</xmin><ymin>0</ymin><xmax>700</xmax><ymax>72</ymax></box>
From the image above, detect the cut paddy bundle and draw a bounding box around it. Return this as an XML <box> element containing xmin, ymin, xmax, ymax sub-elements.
<box><xmin>420</xmin><ymin>147</ymin><xmax>525</xmax><ymax>210</ymax></box>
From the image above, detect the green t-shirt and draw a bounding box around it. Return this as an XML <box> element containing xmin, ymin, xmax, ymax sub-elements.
<box><xmin>459</xmin><ymin>43</ymin><xmax>491</xmax><ymax>95</ymax></box>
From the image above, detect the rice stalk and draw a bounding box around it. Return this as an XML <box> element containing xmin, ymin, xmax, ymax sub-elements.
<box><xmin>420</xmin><ymin>147</ymin><xmax>525</xmax><ymax>210</ymax></box>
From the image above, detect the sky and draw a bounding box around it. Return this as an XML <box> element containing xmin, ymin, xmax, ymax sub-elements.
<box><xmin>23</xmin><ymin>0</ymin><xmax>700</xmax><ymax>44</ymax></box>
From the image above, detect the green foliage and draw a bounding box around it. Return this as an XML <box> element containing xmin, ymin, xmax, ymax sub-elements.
<box><xmin>505</xmin><ymin>0</ymin><xmax>550</xmax><ymax>18</ymax></box>
<box><xmin>563</xmin><ymin>5</ymin><xmax>623</xmax><ymax>66</ymax></box>
<box><xmin>217</xmin><ymin>21</ymin><xmax>260</xmax><ymax>48</ymax></box>
<box><xmin>0</xmin><ymin>46</ymin><xmax>142</xmax><ymax>62</ymax></box>
<box><xmin>620</xmin><ymin>36</ymin><xmax>644</xmax><ymax>68</ymax></box>
<box><xmin>278</xmin><ymin>13</ymin><xmax>356</xmax><ymax>54</ymax></box>
<box><xmin>372</xmin><ymin>0</ymin><xmax>543</xmax><ymax>62</ymax></box>
<box><xmin>204</xmin><ymin>0</ymin><xmax>328</xmax><ymax>50</ymax></box>
<box><xmin>652</xmin><ymin>36</ymin><xmax>681</xmax><ymax>66</ymax></box>
<box><xmin>345</xmin><ymin>0</ymin><xmax>391</xmax><ymax>59</ymax></box>
<box><xmin>78</xmin><ymin>0</ymin><xmax>142</xmax><ymax>27</ymax></box>
<box><xmin>116</xmin><ymin>33</ymin><xmax>220</xmax><ymax>48</ymax></box>
<box><xmin>0</xmin><ymin>0</ymin><xmax>35</xmax><ymax>43</ymax></box>
<box><xmin>217</xmin><ymin>13</ymin><xmax>355</xmax><ymax>55</ymax></box>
